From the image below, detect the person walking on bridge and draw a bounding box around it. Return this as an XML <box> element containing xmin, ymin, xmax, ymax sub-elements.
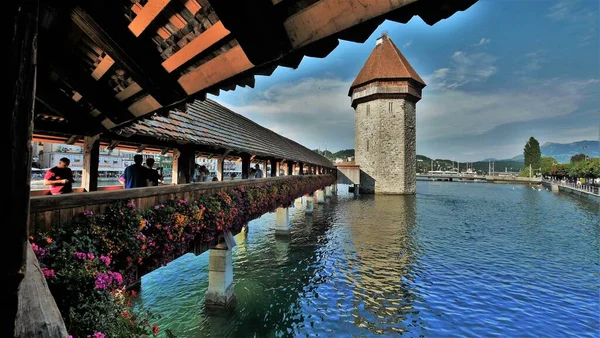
<box><xmin>120</xmin><ymin>154</ymin><xmax>148</xmax><ymax>189</ymax></box>
<box><xmin>253</xmin><ymin>164</ymin><xmax>264</xmax><ymax>178</ymax></box>
<box><xmin>43</xmin><ymin>157</ymin><xmax>75</xmax><ymax>195</ymax></box>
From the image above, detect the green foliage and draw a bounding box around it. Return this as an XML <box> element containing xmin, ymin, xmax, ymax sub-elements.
<box><xmin>540</xmin><ymin>157</ymin><xmax>557</xmax><ymax>175</ymax></box>
<box><xmin>567</xmin><ymin>158</ymin><xmax>600</xmax><ymax>178</ymax></box>
<box><xmin>524</xmin><ymin>137</ymin><xmax>541</xmax><ymax>169</ymax></box>
<box><xmin>570</xmin><ymin>153</ymin><xmax>587</xmax><ymax>163</ymax></box>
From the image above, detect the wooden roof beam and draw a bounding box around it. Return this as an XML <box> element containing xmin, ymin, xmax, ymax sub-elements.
<box><xmin>106</xmin><ymin>141</ymin><xmax>120</xmax><ymax>150</ymax></box>
<box><xmin>284</xmin><ymin>0</ymin><xmax>418</xmax><ymax>49</ymax></box>
<box><xmin>178</xmin><ymin>45</ymin><xmax>254</xmax><ymax>95</ymax></box>
<box><xmin>65</xmin><ymin>135</ymin><xmax>81</xmax><ymax>145</ymax></box>
<box><xmin>161</xmin><ymin>21</ymin><xmax>230</xmax><ymax>73</ymax></box>
<box><xmin>208</xmin><ymin>0</ymin><xmax>292</xmax><ymax>66</ymax></box>
<box><xmin>34</xmin><ymin>81</ymin><xmax>105</xmax><ymax>135</ymax></box>
<box><xmin>128</xmin><ymin>0</ymin><xmax>171</xmax><ymax>38</ymax></box>
<box><xmin>72</xmin><ymin>6</ymin><xmax>185</xmax><ymax>106</ymax></box>
<box><xmin>136</xmin><ymin>144</ymin><xmax>147</xmax><ymax>153</ymax></box>
<box><xmin>90</xmin><ymin>55</ymin><xmax>115</xmax><ymax>80</ymax></box>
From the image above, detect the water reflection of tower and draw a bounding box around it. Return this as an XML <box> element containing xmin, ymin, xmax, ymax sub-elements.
<box><xmin>344</xmin><ymin>195</ymin><xmax>419</xmax><ymax>334</ymax></box>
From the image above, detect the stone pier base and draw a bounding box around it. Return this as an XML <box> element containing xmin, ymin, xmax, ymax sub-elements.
<box><xmin>206</xmin><ymin>243</ymin><xmax>235</xmax><ymax>307</ymax></box>
<box><xmin>305</xmin><ymin>197</ymin><xmax>314</xmax><ymax>214</ymax></box>
<box><xmin>353</xmin><ymin>184</ymin><xmax>360</xmax><ymax>196</ymax></box>
<box><xmin>325</xmin><ymin>186</ymin><xmax>332</xmax><ymax>197</ymax></box>
<box><xmin>551</xmin><ymin>183</ymin><xmax>559</xmax><ymax>193</ymax></box>
<box><xmin>316</xmin><ymin>189</ymin><xmax>325</xmax><ymax>204</ymax></box>
<box><xmin>275</xmin><ymin>207</ymin><xmax>290</xmax><ymax>236</ymax></box>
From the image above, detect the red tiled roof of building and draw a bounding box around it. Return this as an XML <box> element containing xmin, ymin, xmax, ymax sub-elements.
<box><xmin>350</xmin><ymin>34</ymin><xmax>425</xmax><ymax>93</ymax></box>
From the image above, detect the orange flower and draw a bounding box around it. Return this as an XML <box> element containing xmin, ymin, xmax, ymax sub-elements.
<box><xmin>46</xmin><ymin>237</ymin><xmax>52</xmax><ymax>244</ymax></box>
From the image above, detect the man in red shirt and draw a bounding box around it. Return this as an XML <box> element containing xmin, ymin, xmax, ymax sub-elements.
<box><xmin>44</xmin><ymin>157</ymin><xmax>75</xmax><ymax>194</ymax></box>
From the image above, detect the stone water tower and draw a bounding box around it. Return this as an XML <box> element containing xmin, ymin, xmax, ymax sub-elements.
<box><xmin>349</xmin><ymin>33</ymin><xmax>426</xmax><ymax>194</ymax></box>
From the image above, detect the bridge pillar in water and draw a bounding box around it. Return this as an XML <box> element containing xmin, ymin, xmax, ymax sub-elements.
<box><xmin>325</xmin><ymin>186</ymin><xmax>333</xmax><ymax>198</ymax></box>
<box><xmin>551</xmin><ymin>183</ymin><xmax>559</xmax><ymax>193</ymax></box>
<box><xmin>353</xmin><ymin>184</ymin><xmax>360</xmax><ymax>196</ymax></box>
<box><xmin>305</xmin><ymin>196</ymin><xmax>314</xmax><ymax>214</ymax></box>
<box><xmin>275</xmin><ymin>207</ymin><xmax>290</xmax><ymax>236</ymax></box>
<box><xmin>316</xmin><ymin>189</ymin><xmax>325</xmax><ymax>204</ymax></box>
<box><xmin>206</xmin><ymin>243</ymin><xmax>235</xmax><ymax>308</ymax></box>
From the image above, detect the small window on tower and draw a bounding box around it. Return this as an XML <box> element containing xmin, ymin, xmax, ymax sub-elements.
<box><xmin>367</xmin><ymin>140</ymin><xmax>369</xmax><ymax>152</ymax></box>
<box><xmin>389</xmin><ymin>102</ymin><xmax>393</xmax><ymax>112</ymax></box>
<box><xmin>367</xmin><ymin>104</ymin><xmax>370</xmax><ymax>116</ymax></box>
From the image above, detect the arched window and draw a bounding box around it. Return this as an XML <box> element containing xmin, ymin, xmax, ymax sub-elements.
<box><xmin>388</xmin><ymin>102</ymin><xmax>393</xmax><ymax>113</ymax></box>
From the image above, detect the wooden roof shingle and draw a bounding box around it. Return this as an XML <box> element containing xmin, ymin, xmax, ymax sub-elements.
<box><xmin>118</xmin><ymin>99</ymin><xmax>333</xmax><ymax>167</ymax></box>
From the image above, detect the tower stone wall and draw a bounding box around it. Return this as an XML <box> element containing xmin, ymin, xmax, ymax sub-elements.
<box><xmin>355</xmin><ymin>98</ymin><xmax>416</xmax><ymax>194</ymax></box>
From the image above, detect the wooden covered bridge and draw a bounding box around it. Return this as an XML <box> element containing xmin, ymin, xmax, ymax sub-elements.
<box><xmin>9</xmin><ymin>0</ymin><xmax>478</xmax><ymax>335</ymax></box>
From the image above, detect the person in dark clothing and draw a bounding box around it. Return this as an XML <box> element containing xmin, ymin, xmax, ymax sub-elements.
<box><xmin>120</xmin><ymin>154</ymin><xmax>148</xmax><ymax>189</ymax></box>
<box><xmin>44</xmin><ymin>157</ymin><xmax>75</xmax><ymax>194</ymax></box>
<box><xmin>145</xmin><ymin>158</ymin><xmax>162</xmax><ymax>186</ymax></box>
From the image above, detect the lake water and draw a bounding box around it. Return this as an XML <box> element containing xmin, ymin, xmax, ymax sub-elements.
<box><xmin>138</xmin><ymin>181</ymin><xmax>599</xmax><ymax>337</ymax></box>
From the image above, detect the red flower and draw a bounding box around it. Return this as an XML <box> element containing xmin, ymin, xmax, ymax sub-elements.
<box><xmin>152</xmin><ymin>324</ymin><xmax>159</xmax><ymax>335</ymax></box>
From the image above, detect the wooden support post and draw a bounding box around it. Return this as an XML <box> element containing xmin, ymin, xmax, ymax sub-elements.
<box><xmin>8</xmin><ymin>0</ymin><xmax>39</xmax><ymax>335</ymax></box>
<box><xmin>216</xmin><ymin>156</ymin><xmax>224</xmax><ymax>181</ymax></box>
<box><xmin>263</xmin><ymin>159</ymin><xmax>269</xmax><ymax>178</ymax></box>
<box><xmin>270</xmin><ymin>158</ymin><xmax>277</xmax><ymax>178</ymax></box>
<box><xmin>276</xmin><ymin>161</ymin><xmax>281</xmax><ymax>177</ymax></box>
<box><xmin>172</xmin><ymin>147</ymin><xmax>195</xmax><ymax>184</ymax></box>
<box><xmin>298</xmin><ymin>162</ymin><xmax>304</xmax><ymax>175</ymax></box>
<box><xmin>241</xmin><ymin>154</ymin><xmax>250</xmax><ymax>179</ymax></box>
<box><xmin>287</xmin><ymin>161</ymin><xmax>293</xmax><ymax>176</ymax></box>
<box><xmin>81</xmin><ymin>135</ymin><xmax>100</xmax><ymax>192</ymax></box>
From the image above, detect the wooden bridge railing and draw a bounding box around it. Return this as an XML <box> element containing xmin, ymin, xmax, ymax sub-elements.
<box><xmin>29</xmin><ymin>175</ymin><xmax>330</xmax><ymax>234</ymax></box>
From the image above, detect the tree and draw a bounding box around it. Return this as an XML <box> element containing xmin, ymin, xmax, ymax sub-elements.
<box><xmin>570</xmin><ymin>153</ymin><xmax>587</xmax><ymax>163</ymax></box>
<box><xmin>523</xmin><ymin>137</ymin><xmax>541</xmax><ymax>169</ymax></box>
<box><xmin>540</xmin><ymin>157</ymin><xmax>556</xmax><ymax>176</ymax></box>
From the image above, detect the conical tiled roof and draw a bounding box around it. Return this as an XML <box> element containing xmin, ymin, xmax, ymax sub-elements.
<box><xmin>349</xmin><ymin>34</ymin><xmax>425</xmax><ymax>93</ymax></box>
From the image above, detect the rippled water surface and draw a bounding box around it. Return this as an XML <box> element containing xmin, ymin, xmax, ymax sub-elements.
<box><xmin>139</xmin><ymin>182</ymin><xmax>600</xmax><ymax>337</ymax></box>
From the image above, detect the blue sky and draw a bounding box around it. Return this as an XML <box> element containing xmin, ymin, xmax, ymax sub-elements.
<box><xmin>211</xmin><ymin>0</ymin><xmax>599</xmax><ymax>161</ymax></box>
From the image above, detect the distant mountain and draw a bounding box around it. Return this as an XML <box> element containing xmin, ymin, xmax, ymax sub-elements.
<box><xmin>539</xmin><ymin>140</ymin><xmax>599</xmax><ymax>163</ymax></box>
<box><xmin>312</xmin><ymin>149</ymin><xmax>354</xmax><ymax>161</ymax></box>
<box><xmin>503</xmin><ymin>140</ymin><xmax>599</xmax><ymax>163</ymax></box>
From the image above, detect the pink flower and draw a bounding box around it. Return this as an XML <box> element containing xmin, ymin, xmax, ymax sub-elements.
<box><xmin>95</xmin><ymin>273</ymin><xmax>111</xmax><ymax>290</ymax></box>
<box><xmin>83</xmin><ymin>210</ymin><xmax>94</xmax><ymax>216</ymax></box>
<box><xmin>127</xmin><ymin>201</ymin><xmax>136</xmax><ymax>208</ymax></box>
<box><xmin>42</xmin><ymin>268</ymin><xmax>55</xmax><ymax>279</ymax></box>
<box><xmin>87</xmin><ymin>333</ymin><xmax>105</xmax><ymax>338</ymax></box>
<box><xmin>99</xmin><ymin>255</ymin><xmax>111</xmax><ymax>266</ymax></box>
<box><xmin>87</xmin><ymin>253</ymin><xmax>95</xmax><ymax>260</ymax></box>
<box><xmin>74</xmin><ymin>252</ymin><xmax>87</xmax><ymax>260</ymax></box>
<box><xmin>31</xmin><ymin>243</ymin><xmax>46</xmax><ymax>259</ymax></box>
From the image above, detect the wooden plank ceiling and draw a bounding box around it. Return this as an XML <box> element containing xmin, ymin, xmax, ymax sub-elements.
<box><xmin>34</xmin><ymin>0</ymin><xmax>478</xmax><ymax>142</ymax></box>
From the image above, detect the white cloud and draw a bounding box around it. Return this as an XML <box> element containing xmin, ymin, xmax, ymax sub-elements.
<box><xmin>547</xmin><ymin>0</ymin><xmax>598</xmax><ymax>45</ymax></box>
<box><xmin>548</xmin><ymin>0</ymin><xmax>571</xmax><ymax>20</ymax></box>
<box><xmin>217</xmin><ymin>78</ymin><xmax>355</xmax><ymax>151</ymax></box>
<box><xmin>514</xmin><ymin>51</ymin><xmax>545</xmax><ymax>75</ymax></box>
<box><xmin>423</xmin><ymin>51</ymin><xmax>497</xmax><ymax>90</ymax></box>
<box><xmin>475</xmin><ymin>37</ymin><xmax>491</xmax><ymax>46</ymax></box>
<box><xmin>417</xmin><ymin>78</ymin><xmax>600</xmax><ymax>142</ymax></box>
<box><xmin>403</xmin><ymin>40</ymin><xmax>413</xmax><ymax>49</ymax></box>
